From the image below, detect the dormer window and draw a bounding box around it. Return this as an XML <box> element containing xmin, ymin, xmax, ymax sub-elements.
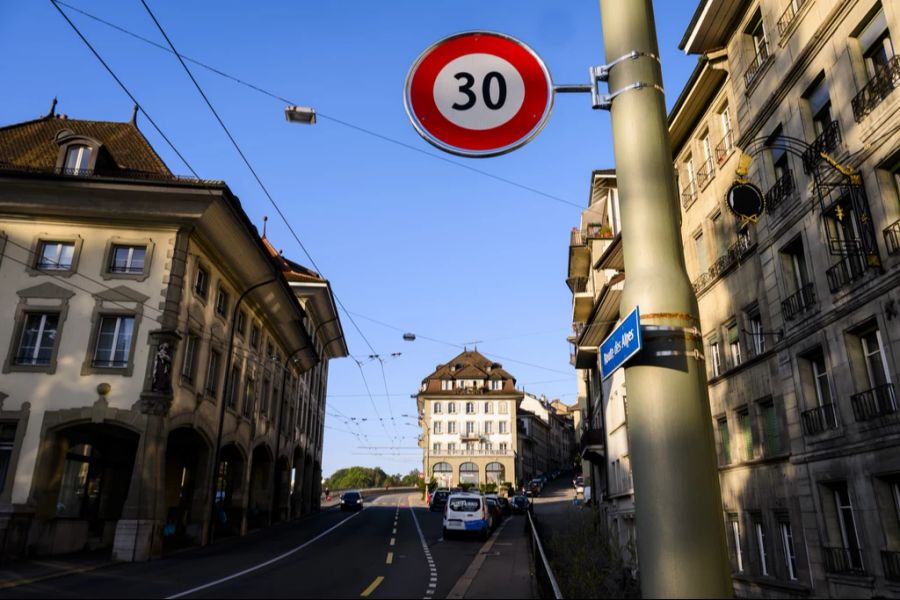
<box><xmin>64</xmin><ymin>144</ymin><xmax>92</xmax><ymax>175</ymax></box>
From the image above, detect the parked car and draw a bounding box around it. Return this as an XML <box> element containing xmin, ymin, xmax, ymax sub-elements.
<box><xmin>442</xmin><ymin>492</ymin><xmax>492</xmax><ymax>540</ymax></box>
<box><xmin>340</xmin><ymin>490</ymin><xmax>364</xmax><ymax>511</ymax></box>
<box><xmin>429</xmin><ymin>488</ymin><xmax>451</xmax><ymax>512</ymax></box>
<box><xmin>525</xmin><ymin>479</ymin><xmax>542</xmax><ymax>497</ymax></box>
<box><xmin>510</xmin><ymin>495</ymin><xmax>531</xmax><ymax>515</ymax></box>
<box><xmin>484</xmin><ymin>496</ymin><xmax>503</xmax><ymax>528</ymax></box>
<box><xmin>496</xmin><ymin>496</ymin><xmax>511</xmax><ymax>516</ymax></box>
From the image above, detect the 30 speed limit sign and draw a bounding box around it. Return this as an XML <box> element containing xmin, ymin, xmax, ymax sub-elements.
<box><xmin>404</xmin><ymin>31</ymin><xmax>554</xmax><ymax>157</ymax></box>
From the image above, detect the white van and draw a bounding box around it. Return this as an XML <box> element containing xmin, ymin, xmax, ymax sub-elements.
<box><xmin>442</xmin><ymin>492</ymin><xmax>491</xmax><ymax>540</ymax></box>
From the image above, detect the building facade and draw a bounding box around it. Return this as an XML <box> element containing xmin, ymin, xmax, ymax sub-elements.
<box><xmin>674</xmin><ymin>1</ymin><xmax>900</xmax><ymax>596</ymax></box>
<box><xmin>418</xmin><ymin>350</ymin><xmax>522</xmax><ymax>489</ymax></box>
<box><xmin>0</xmin><ymin>108</ymin><xmax>346</xmax><ymax>561</ymax></box>
<box><xmin>518</xmin><ymin>393</ymin><xmax>576</xmax><ymax>475</ymax></box>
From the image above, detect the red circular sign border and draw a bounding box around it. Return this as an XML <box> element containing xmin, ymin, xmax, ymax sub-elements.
<box><xmin>404</xmin><ymin>31</ymin><xmax>554</xmax><ymax>158</ymax></box>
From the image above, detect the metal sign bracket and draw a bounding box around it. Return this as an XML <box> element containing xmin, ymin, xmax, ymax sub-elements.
<box><xmin>554</xmin><ymin>50</ymin><xmax>663</xmax><ymax>110</ymax></box>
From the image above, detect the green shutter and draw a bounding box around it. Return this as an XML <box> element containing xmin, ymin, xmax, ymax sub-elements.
<box><xmin>764</xmin><ymin>403</ymin><xmax>781</xmax><ymax>455</ymax></box>
<box><xmin>719</xmin><ymin>419</ymin><xmax>731</xmax><ymax>464</ymax></box>
<box><xmin>728</xmin><ymin>324</ymin><xmax>740</xmax><ymax>344</ymax></box>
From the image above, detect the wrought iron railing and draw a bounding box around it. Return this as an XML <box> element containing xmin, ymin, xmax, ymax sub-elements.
<box><xmin>801</xmin><ymin>403</ymin><xmax>838</xmax><ymax>436</ymax></box>
<box><xmin>882</xmin><ymin>550</ymin><xmax>900</xmax><ymax>582</ymax></box>
<box><xmin>431</xmin><ymin>448</ymin><xmax>512</xmax><ymax>457</ymax></box>
<box><xmin>681</xmin><ymin>181</ymin><xmax>698</xmax><ymax>209</ymax></box>
<box><xmin>826</xmin><ymin>253</ymin><xmax>868</xmax><ymax>292</ymax></box>
<box><xmin>782</xmin><ymin>282</ymin><xmax>816</xmax><ymax>321</ymax></box>
<box><xmin>745</xmin><ymin>41</ymin><xmax>771</xmax><ymax>87</ymax></box>
<box><xmin>579</xmin><ymin>428</ymin><xmax>605</xmax><ymax>454</ymax></box>
<box><xmin>765</xmin><ymin>169</ymin><xmax>795</xmax><ymax>212</ymax></box>
<box><xmin>777</xmin><ymin>0</ymin><xmax>808</xmax><ymax>36</ymax></box>
<box><xmin>715</xmin><ymin>130</ymin><xmax>734</xmax><ymax>165</ymax></box>
<box><xmin>852</xmin><ymin>55</ymin><xmax>900</xmax><ymax>122</ymax></box>
<box><xmin>697</xmin><ymin>158</ymin><xmax>715</xmax><ymax>189</ymax></box>
<box><xmin>885</xmin><ymin>218</ymin><xmax>900</xmax><ymax>255</ymax></box>
<box><xmin>802</xmin><ymin>120</ymin><xmax>841</xmax><ymax>173</ymax></box>
<box><xmin>692</xmin><ymin>232</ymin><xmax>755</xmax><ymax>294</ymax></box>
<box><xmin>851</xmin><ymin>383</ymin><xmax>897</xmax><ymax>422</ymax></box>
<box><xmin>823</xmin><ymin>546</ymin><xmax>865</xmax><ymax>575</ymax></box>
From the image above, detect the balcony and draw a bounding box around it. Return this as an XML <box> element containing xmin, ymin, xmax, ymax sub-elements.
<box><xmin>851</xmin><ymin>55</ymin><xmax>900</xmax><ymax>122</ymax></box>
<box><xmin>460</xmin><ymin>431</ymin><xmax>481</xmax><ymax>442</ymax></box>
<box><xmin>765</xmin><ymin>169</ymin><xmax>795</xmax><ymax>212</ymax></box>
<box><xmin>433</xmin><ymin>448</ymin><xmax>512</xmax><ymax>457</ymax></box>
<box><xmin>822</xmin><ymin>546</ymin><xmax>866</xmax><ymax>576</ymax></box>
<box><xmin>715</xmin><ymin>130</ymin><xmax>734</xmax><ymax>166</ymax></box>
<box><xmin>568</xmin><ymin>229</ymin><xmax>591</xmax><ymax>280</ymax></box>
<box><xmin>692</xmin><ymin>231</ymin><xmax>755</xmax><ymax>294</ymax></box>
<box><xmin>850</xmin><ymin>383</ymin><xmax>897</xmax><ymax>422</ymax></box>
<box><xmin>579</xmin><ymin>427</ymin><xmax>605</xmax><ymax>463</ymax></box>
<box><xmin>826</xmin><ymin>253</ymin><xmax>868</xmax><ymax>293</ymax></box>
<box><xmin>777</xmin><ymin>0</ymin><xmax>809</xmax><ymax>36</ymax></box>
<box><xmin>802</xmin><ymin>120</ymin><xmax>841</xmax><ymax>173</ymax></box>
<box><xmin>885</xmin><ymin>218</ymin><xmax>900</xmax><ymax>256</ymax></box>
<box><xmin>801</xmin><ymin>403</ymin><xmax>839</xmax><ymax>436</ymax></box>
<box><xmin>782</xmin><ymin>282</ymin><xmax>816</xmax><ymax>321</ymax></box>
<box><xmin>681</xmin><ymin>181</ymin><xmax>697</xmax><ymax>210</ymax></box>
<box><xmin>882</xmin><ymin>550</ymin><xmax>900</xmax><ymax>582</ymax></box>
<box><xmin>696</xmin><ymin>158</ymin><xmax>714</xmax><ymax>189</ymax></box>
<box><xmin>573</xmin><ymin>291</ymin><xmax>593</xmax><ymax>323</ymax></box>
<box><xmin>744</xmin><ymin>42</ymin><xmax>771</xmax><ymax>88</ymax></box>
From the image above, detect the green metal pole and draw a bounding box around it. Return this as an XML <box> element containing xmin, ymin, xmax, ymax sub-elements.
<box><xmin>597</xmin><ymin>1</ymin><xmax>732</xmax><ymax>597</ymax></box>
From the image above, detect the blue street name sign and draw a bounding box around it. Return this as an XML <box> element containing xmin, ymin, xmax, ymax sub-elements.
<box><xmin>600</xmin><ymin>306</ymin><xmax>642</xmax><ymax>380</ymax></box>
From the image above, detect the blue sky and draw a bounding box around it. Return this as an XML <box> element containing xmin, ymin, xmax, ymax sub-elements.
<box><xmin>1</xmin><ymin>1</ymin><xmax>699</xmax><ymax>477</ymax></box>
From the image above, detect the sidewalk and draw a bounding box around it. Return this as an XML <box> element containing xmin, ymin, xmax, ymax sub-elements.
<box><xmin>447</xmin><ymin>515</ymin><xmax>536</xmax><ymax>599</ymax></box>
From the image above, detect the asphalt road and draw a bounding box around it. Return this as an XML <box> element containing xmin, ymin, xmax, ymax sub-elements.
<box><xmin>0</xmin><ymin>493</ymin><xmax>498</xmax><ymax>599</ymax></box>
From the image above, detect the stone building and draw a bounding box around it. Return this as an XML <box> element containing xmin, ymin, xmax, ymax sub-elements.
<box><xmin>518</xmin><ymin>392</ymin><xmax>576</xmax><ymax>475</ymax></box>
<box><xmin>0</xmin><ymin>106</ymin><xmax>345</xmax><ymax>561</ymax></box>
<box><xmin>417</xmin><ymin>349</ymin><xmax>522</xmax><ymax>489</ymax></box>
<box><xmin>673</xmin><ymin>0</ymin><xmax>900</xmax><ymax>596</ymax></box>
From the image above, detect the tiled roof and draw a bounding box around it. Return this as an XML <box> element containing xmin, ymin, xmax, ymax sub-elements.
<box><xmin>260</xmin><ymin>235</ymin><xmax>325</xmax><ymax>283</ymax></box>
<box><xmin>0</xmin><ymin>114</ymin><xmax>172</xmax><ymax>177</ymax></box>
<box><xmin>420</xmin><ymin>349</ymin><xmax>519</xmax><ymax>395</ymax></box>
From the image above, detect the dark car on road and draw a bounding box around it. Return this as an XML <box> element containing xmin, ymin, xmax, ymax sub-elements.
<box><xmin>429</xmin><ymin>489</ymin><xmax>451</xmax><ymax>512</ymax></box>
<box><xmin>510</xmin><ymin>495</ymin><xmax>531</xmax><ymax>515</ymax></box>
<box><xmin>340</xmin><ymin>491</ymin><xmax>364</xmax><ymax>511</ymax></box>
<box><xmin>484</xmin><ymin>496</ymin><xmax>503</xmax><ymax>529</ymax></box>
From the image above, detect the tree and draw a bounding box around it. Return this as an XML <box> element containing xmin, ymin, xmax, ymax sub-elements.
<box><xmin>400</xmin><ymin>469</ymin><xmax>421</xmax><ymax>486</ymax></box>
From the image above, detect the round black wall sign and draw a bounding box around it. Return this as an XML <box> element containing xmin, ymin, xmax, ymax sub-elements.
<box><xmin>726</xmin><ymin>182</ymin><xmax>765</xmax><ymax>222</ymax></box>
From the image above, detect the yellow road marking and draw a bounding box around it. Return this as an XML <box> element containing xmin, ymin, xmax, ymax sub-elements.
<box><xmin>386</xmin><ymin>552</ymin><xmax>394</xmax><ymax>564</ymax></box>
<box><xmin>360</xmin><ymin>576</ymin><xmax>384</xmax><ymax>597</ymax></box>
<box><xmin>390</xmin><ymin>537</ymin><xmax>396</xmax><ymax>546</ymax></box>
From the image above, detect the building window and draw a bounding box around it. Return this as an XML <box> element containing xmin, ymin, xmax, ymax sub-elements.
<box><xmin>779</xmin><ymin>518</ymin><xmax>798</xmax><ymax>580</ymax></box>
<box><xmin>465</xmin><ymin>421</ymin><xmax>475</xmax><ymax>435</ymax></box>
<box><xmin>694</xmin><ymin>230</ymin><xmax>708</xmax><ymax>274</ymax></box>
<box><xmin>106</xmin><ymin>244</ymin><xmax>146</xmax><ymax>275</ymax></box>
<box><xmin>441</xmin><ymin>379</ymin><xmax>452</xmax><ymax>391</ymax></box>
<box><xmin>215</xmin><ymin>286</ymin><xmax>230</xmax><ymax>317</ymax></box>
<box><xmin>485</xmin><ymin>421</ymin><xmax>493</xmax><ymax>434</ymax></box>
<box><xmin>465</xmin><ymin>402</ymin><xmax>475</xmax><ymax>414</ymax></box>
<box><xmin>717</xmin><ymin>103</ymin><xmax>734</xmax><ymax>163</ymax></box>
<box><xmin>717</xmin><ymin>417</ymin><xmax>732</xmax><ymax>465</ymax></box>
<box><xmin>744</xmin><ymin>10</ymin><xmax>770</xmax><ymax>86</ymax></box>
<box><xmin>746</xmin><ymin>305</ymin><xmax>765</xmax><ymax>357</ymax></box>
<box><xmin>859</xmin><ymin>7</ymin><xmax>894</xmax><ymax>81</ymax></box>
<box><xmin>754</xmin><ymin>516</ymin><xmax>770</xmax><ymax>576</ymax></box>
<box><xmin>194</xmin><ymin>265</ymin><xmax>209</xmax><ymax>299</ymax></box>
<box><xmin>92</xmin><ymin>315</ymin><xmax>135</xmax><ymax>368</ymax></box>
<box><xmin>499</xmin><ymin>401</ymin><xmax>508</xmax><ymax>414</ymax></box>
<box><xmin>434</xmin><ymin>402</ymin><xmax>442</xmax><ymax>414</ymax></box>
<box><xmin>804</xmin><ymin>73</ymin><xmax>834</xmax><ymax>138</ymax></box>
<box><xmin>499</xmin><ymin>421</ymin><xmax>508</xmax><ymax>434</ymax></box>
<box><xmin>181</xmin><ymin>333</ymin><xmax>199</xmax><ymax>383</ymax></box>
<box><xmin>730</xmin><ymin>515</ymin><xmax>745</xmax><ymax>572</ymax></box>
<box><xmin>822</xmin><ymin>481</ymin><xmax>864</xmax><ymax>571</ymax></box>
<box><xmin>0</xmin><ymin>422</ymin><xmax>16</xmax><ymax>494</ymax></box>
<box><xmin>737</xmin><ymin>407</ymin><xmax>754</xmax><ymax>460</ymax></box>
<box><xmin>242</xmin><ymin>377</ymin><xmax>255</xmax><ymax>418</ymax></box>
<box><xmin>484</xmin><ymin>401</ymin><xmax>493</xmax><ymax>414</ymax></box>
<box><xmin>235</xmin><ymin>310</ymin><xmax>247</xmax><ymax>338</ymax></box>
<box><xmin>447</xmin><ymin>442</ymin><xmax>456</xmax><ymax>453</ymax></box>
<box><xmin>760</xmin><ymin>399</ymin><xmax>781</xmax><ymax>456</ymax></box>
<box><xmin>727</xmin><ymin>321</ymin><xmax>742</xmax><ymax>369</ymax></box>
<box><xmin>709</xmin><ymin>337</ymin><xmax>721</xmax><ymax>378</ymax></box>
<box><xmin>448</xmin><ymin>421</ymin><xmax>456</xmax><ymax>434</ymax></box>
<box><xmin>434</xmin><ymin>421</ymin><xmax>442</xmax><ymax>434</ymax></box>
<box><xmin>861</xmin><ymin>327</ymin><xmax>892</xmax><ymax>390</ymax></box>
<box><xmin>226</xmin><ymin>365</ymin><xmax>240</xmax><ymax>408</ymax></box>
<box><xmin>250</xmin><ymin>324</ymin><xmax>260</xmax><ymax>350</ymax></box>
<box><xmin>490</xmin><ymin>380</ymin><xmax>503</xmax><ymax>391</ymax></box>
<box><xmin>433</xmin><ymin>442</ymin><xmax>441</xmax><ymax>454</ymax></box>
<box><xmin>15</xmin><ymin>312</ymin><xmax>59</xmax><ymax>366</ymax></box>
<box><xmin>261</xmin><ymin>376</ymin><xmax>271</xmax><ymax>417</ymax></box>
<box><xmin>64</xmin><ymin>144</ymin><xmax>92</xmax><ymax>175</ymax></box>
<box><xmin>448</xmin><ymin>402</ymin><xmax>457</xmax><ymax>414</ymax></box>
<box><xmin>205</xmin><ymin>349</ymin><xmax>221</xmax><ymax>398</ymax></box>
<box><xmin>37</xmin><ymin>241</ymin><xmax>75</xmax><ymax>271</ymax></box>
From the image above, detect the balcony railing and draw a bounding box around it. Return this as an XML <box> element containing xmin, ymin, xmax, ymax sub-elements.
<box><xmin>826</xmin><ymin>253</ymin><xmax>868</xmax><ymax>292</ymax></box>
<box><xmin>885</xmin><ymin>218</ymin><xmax>900</xmax><ymax>256</ymax></box>
<box><xmin>715</xmin><ymin>130</ymin><xmax>735</xmax><ymax>165</ymax></box>
<box><xmin>823</xmin><ymin>546</ymin><xmax>866</xmax><ymax>575</ymax></box>
<box><xmin>432</xmin><ymin>448</ymin><xmax>512</xmax><ymax>457</ymax></box>
<box><xmin>782</xmin><ymin>282</ymin><xmax>816</xmax><ymax>321</ymax></box>
<box><xmin>802</xmin><ymin>120</ymin><xmax>841</xmax><ymax>173</ymax></box>
<box><xmin>681</xmin><ymin>181</ymin><xmax>698</xmax><ymax>209</ymax></box>
<box><xmin>852</xmin><ymin>55</ymin><xmax>900</xmax><ymax>122</ymax></box>
<box><xmin>579</xmin><ymin>427</ymin><xmax>605</xmax><ymax>454</ymax></box>
<box><xmin>851</xmin><ymin>383</ymin><xmax>897</xmax><ymax>422</ymax></box>
<box><xmin>692</xmin><ymin>232</ymin><xmax>755</xmax><ymax>294</ymax></box>
<box><xmin>745</xmin><ymin>42</ymin><xmax>771</xmax><ymax>88</ymax></box>
<box><xmin>570</xmin><ymin>229</ymin><xmax>586</xmax><ymax>246</ymax></box>
<box><xmin>765</xmin><ymin>169</ymin><xmax>795</xmax><ymax>212</ymax></box>
<box><xmin>777</xmin><ymin>0</ymin><xmax>808</xmax><ymax>36</ymax></box>
<box><xmin>696</xmin><ymin>158</ymin><xmax>715</xmax><ymax>189</ymax></box>
<box><xmin>882</xmin><ymin>550</ymin><xmax>900</xmax><ymax>582</ymax></box>
<box><xmin>801</xmin><ymin>403</ymin><xmax>839</xmax><ymax>436</ymax></box>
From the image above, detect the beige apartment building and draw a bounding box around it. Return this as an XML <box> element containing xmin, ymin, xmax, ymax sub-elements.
<box><xmin>0</xmin><ymin>107</ymin><xmax>346</xmax><ymax>561</ymax></box>
<box><xmin>672</xmin><ymin>0</ymin><xmax>900</xmax><ymax>597</ymax></box>
<box><xmin>418</xmin><ymin>350</ymin><xmax>522</xmax><ymax>489</ymax></box>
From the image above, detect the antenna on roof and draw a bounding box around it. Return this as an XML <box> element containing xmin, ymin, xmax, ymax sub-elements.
<box><xmin>45</xmin><ymin>97</ymin><xmax>58</xmax><ymax>119</ymax></box>
<box><xmin>262</xmin><ymin>215</ymin><xmax>268</xmax><ymax>237</ymax></box>
<box><xmin>129</xmin><ymin>103</ymin><xmax>139</xmax><ymax>126</ymax></box>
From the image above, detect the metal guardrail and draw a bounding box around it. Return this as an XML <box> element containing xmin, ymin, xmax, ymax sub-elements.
<box><xmin>526</xmin><ymin>510</ymin><xmax>563</xmax><ymax>599</ymax></box>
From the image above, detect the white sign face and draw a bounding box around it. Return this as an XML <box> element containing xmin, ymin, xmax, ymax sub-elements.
<box><xmin>433</xmin><ymin>53</ymin><xmax>526</xmax><ymax>131</ymax></box>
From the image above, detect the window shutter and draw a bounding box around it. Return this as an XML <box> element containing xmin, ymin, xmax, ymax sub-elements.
<box><xmin>728</xmin><ymin>325</ymin><xmax>740</xmax><ymax>344</ymax></box>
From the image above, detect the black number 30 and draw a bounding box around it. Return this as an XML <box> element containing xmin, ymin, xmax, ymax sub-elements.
<box><xmin>451</xmin><ymin>71</ymin><xmax>507</xmax><ymax>111</ymax></box>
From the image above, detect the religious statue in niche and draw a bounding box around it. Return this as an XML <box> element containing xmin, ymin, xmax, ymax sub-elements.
<box><xmin>151</xmin><ymin>342</ymin><xmax>173</xmax><ymax>393</ymax></box>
